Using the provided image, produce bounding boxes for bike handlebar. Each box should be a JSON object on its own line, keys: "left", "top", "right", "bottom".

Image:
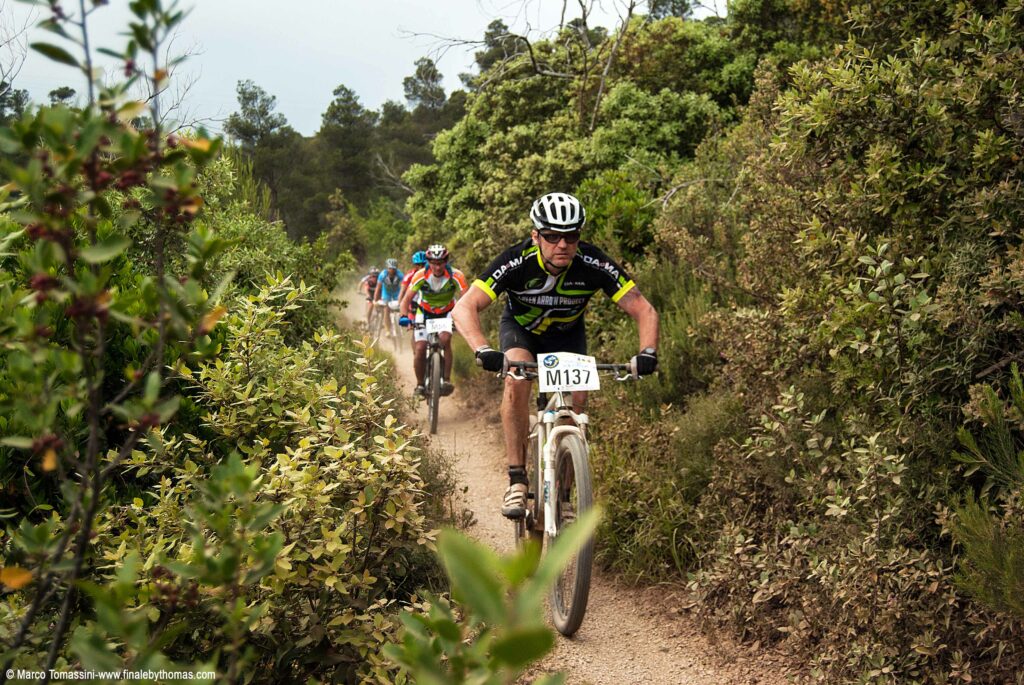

{"left": 502, "top": 359, "right": 638, "bottom": 382}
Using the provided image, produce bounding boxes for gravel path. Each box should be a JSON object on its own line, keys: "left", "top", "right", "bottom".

{"left": 345, "top": 296, "right": 793, "bottom": 684}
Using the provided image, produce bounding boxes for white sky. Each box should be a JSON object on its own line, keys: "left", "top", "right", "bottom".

{"left": 3, "top": 1, "right": 724, "bottom": 136}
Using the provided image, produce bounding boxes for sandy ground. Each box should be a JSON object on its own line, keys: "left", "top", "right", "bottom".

{"left": 344, "top": 296, "right": 794, "bottom": 685}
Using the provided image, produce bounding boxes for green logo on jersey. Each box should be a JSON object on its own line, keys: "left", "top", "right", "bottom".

{"left": 525, "top": 277, "right": 544, "bottom": 289}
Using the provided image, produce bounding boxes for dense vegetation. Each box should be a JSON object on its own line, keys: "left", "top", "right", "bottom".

{"left": 0, "top": 3, "right": 457, "bottom": 683}
{"left": 395, "top": 0, "right": 1024, "bottom": 682}
{"left": 4, "top": 0, "right": 1024, "bottom": 683}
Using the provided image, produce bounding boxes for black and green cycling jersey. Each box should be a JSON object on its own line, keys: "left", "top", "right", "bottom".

{"left": 473, "top": 238, "right": 635, "bottom": 335}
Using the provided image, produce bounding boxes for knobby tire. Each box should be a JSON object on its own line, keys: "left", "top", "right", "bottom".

{"left": 427, "top": 348, "right": 441, "bottom": 434}
{"left": 549, "top": 433, "right": 593, "bottom": 637}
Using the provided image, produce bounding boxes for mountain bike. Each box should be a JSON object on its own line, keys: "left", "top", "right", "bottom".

{"left": 369, "top": 300, "right": 386, "bottom": 344}
{"left": 504, "top": 355, "right": 636, "bottom": 637}
{"left": 377, "top": 300, "right": 402, "bottom": 352}
{"left": 414, "top": 317, "right": 452, "bottom": 434}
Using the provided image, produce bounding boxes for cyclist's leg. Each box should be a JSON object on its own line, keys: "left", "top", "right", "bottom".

{"left": 412, "top": 340, "right": 427, "bottom": 385}
{"left": 412, "top": 310, "right": 428, "bottom": 388}
{"left": 501, "top": 346, "right": 534, "bottom": 467}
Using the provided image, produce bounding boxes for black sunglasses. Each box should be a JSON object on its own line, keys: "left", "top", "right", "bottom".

{"left": 537, "top": 231, "right": 581, "bottom": 245}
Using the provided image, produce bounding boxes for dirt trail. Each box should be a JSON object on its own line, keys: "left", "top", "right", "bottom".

{"left": 344, "top": 295, "right": 791, "bottom": 684}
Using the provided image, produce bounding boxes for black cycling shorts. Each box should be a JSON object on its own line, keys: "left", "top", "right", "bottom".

{"left": 499, "top": 308, "right": 587, "bottom": 357}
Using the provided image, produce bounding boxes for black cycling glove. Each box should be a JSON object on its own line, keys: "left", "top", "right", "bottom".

{"left": 631, "top": 348, "right": 658, "bottom": 376}
{"left": 475, "top": 346, "right": 505, "bottom": 372}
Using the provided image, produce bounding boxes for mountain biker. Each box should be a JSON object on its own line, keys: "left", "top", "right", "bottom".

{"left": 358, "top": 266, "right": 381, "bottom": 327}
{"left": 399, "top": 244, "right": 468, "bottom": 398}
{"left": 451, "top": 192, "right": 660, "bottom": 519}
{"left": 373, "top": 258, "right": 405, "bottom": 336}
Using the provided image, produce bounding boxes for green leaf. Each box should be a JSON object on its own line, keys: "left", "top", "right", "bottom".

{"left": 517, "top": 507, "right": 601, "bottom": 617}
{"left": 31, "top": 42, "right": 81, "bottom": 68}
{"left": 437, "top": 529, "right": 507, "bottom": 626}
{"left": 80, "top": 236, "right": 130, "bottom": 264}
{"left": 0, "top": 436, "right": 34, "bottom": 449}
{"left": 491, "top": 626, "right": 554, "bottom": 668}
{"left": 499, "top": 537, "right": 542, "bottom": 587}
{"left": 534, "top": 673, "right": 567, "bottom": 685}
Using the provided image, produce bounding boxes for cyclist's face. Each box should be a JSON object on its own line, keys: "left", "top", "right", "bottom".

{"left": 427, "top": 259, "right": 447, "bottom": 276}
{"left": 533, "top": 230, "right": 579, "bottom": 270}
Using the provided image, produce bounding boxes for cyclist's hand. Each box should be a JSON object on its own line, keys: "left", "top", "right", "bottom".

{"left": 475, "top": 346, "right": 505, "bottom": 372}
{"left": 399, "top": 316, "right": 411, "bottom": 328}
{"left": 631, "top": 349, "right": 658, "bottom": 377}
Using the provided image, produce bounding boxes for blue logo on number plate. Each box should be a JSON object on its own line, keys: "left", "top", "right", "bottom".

{"left": 542, "top": 354, "right": 559, "bottom": 368}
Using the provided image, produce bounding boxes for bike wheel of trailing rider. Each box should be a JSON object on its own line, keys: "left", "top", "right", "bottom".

{"left": 427, "top": 343, "right": 442, "bottom": 434}
{"left": 370, "top": 304, "right": 383, "bottom": 343}
{"left": 549, "top": 432, "right": 593, "bottom": 637}
{"left": 391, "top": 311, "right": 401, "bottom": 352}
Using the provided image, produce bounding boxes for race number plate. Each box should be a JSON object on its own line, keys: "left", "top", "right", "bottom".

{"left": 424, "top": 317, "right": 453, "bottom": 334}
{"left": 537, "top": 352, "right": 600, "bottom": 392}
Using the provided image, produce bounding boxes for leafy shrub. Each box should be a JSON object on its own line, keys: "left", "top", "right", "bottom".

{"left": 384, "top": 509, "right": 600, "bottom": 685}
{"left": 951, "top": 365, "right": 1024, "bottom": 618}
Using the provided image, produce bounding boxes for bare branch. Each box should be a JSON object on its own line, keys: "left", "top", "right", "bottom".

{"left": 588, "top": 0, "right": 637, "bottom": 132}
{"left": 372, "top": 152, "right": 416, "bottom": 197}
{"left": 645, "top": 177, "right": 730, "bottom": 208}
{"left": 0, "top": 2, "right": 32, "bottom": 92}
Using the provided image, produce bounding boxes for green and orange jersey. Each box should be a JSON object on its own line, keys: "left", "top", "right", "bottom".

{"left": 407, "top": 265, "right": 469, "bottom": 314}
{"left": 473, "top": 238, "right": 635, "bottom": 335}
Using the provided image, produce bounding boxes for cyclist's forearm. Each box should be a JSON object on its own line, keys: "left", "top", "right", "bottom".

{"left": 617, "top": 289, "right": 660, "bottom": 350}
{"left": 399, "top": 290, "right": 413, "bottom": 317}
{"left": 637, "top": 304, "right": 659, "bottom": 350}
{"left": 452, "top": 298, "right": 487, "bottom": 350}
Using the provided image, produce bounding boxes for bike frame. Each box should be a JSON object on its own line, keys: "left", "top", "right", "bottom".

{"left": 532, "top": 391, "right": 588, "bottom": 537}
{"left": 508, "top": 361, "right": 633, "bottom": 537}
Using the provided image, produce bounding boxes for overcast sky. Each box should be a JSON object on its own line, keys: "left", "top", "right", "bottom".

{"left": 3, "top": 1, "right": 723, "bottom": 136}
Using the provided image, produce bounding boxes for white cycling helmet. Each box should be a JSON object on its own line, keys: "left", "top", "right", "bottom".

{"left": 385, "top": 258, "right": 398, "bottom": 269}
{"left": 425, "top": 244, "right": 449, "bottom": 261}
{"left": 530, "top": 192, "right": 586, "bottom": 232}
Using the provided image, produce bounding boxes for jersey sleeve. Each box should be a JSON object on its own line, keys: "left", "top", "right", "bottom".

{"left": 408, "top": 270, "right": 429, "bottom": 293}
{"left": 472, "top": 244, "right": 524, "bottom": 301}
{"left": 586, "top": 245, "right": 636, "bottom": 302}
{"left": 453, "top": 269, "right": 469, "bottom": 293}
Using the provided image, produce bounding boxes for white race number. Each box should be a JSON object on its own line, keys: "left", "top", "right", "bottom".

{"left": 424, "top": 317, "right": 453, "bottom": 334}
{"left": 537, "top": 352, "right": 600, "bottom": 392}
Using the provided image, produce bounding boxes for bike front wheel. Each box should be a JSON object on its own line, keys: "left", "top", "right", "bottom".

{"left": 549, "top": 433, "right": 593, "bottom": 637}
{"left": 427, "top": 349, "right": 441, "bottom": 434}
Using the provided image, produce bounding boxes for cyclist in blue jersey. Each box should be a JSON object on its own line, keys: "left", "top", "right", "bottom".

{"left": 374, "top": 258, "right": 405, "bottom": 303}
{"left": 373, "top": 258, "right": 404, "bottom": 338}
{"left": 453, "top": 192, "right": 659, "bottom": 518}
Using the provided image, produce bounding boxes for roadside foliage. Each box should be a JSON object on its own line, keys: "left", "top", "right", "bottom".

{"left": 0, "top": 2, "right": 454, "bottom": 683}
{"left": 401, "top": 0, "right": 1024, "bottom": 682}
{"left": 4, "top": 0, "right": 1024, "bottom": 683}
